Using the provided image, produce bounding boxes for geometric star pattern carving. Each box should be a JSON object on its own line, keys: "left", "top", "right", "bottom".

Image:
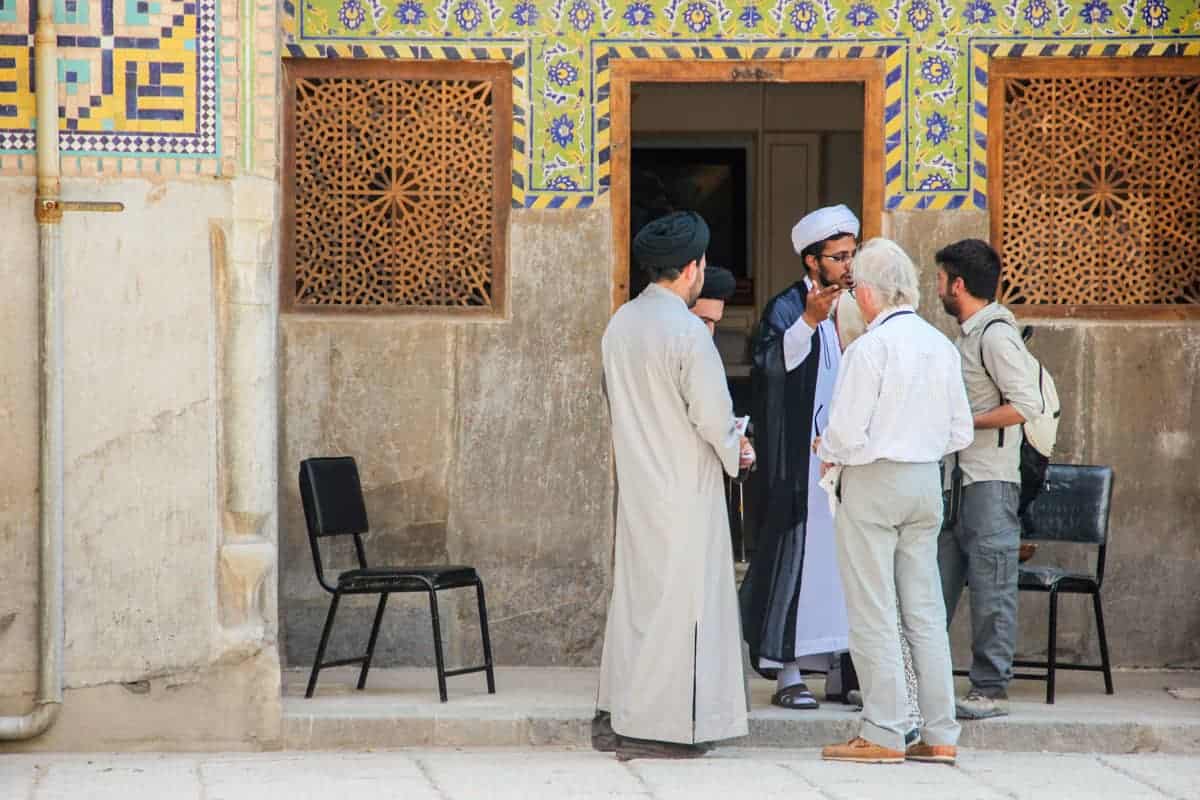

{"left": 291, "top": 74, "right": 497, "bottom": 307}
{"left": 999, "top": 74, "right": 1200, "bottom": 306}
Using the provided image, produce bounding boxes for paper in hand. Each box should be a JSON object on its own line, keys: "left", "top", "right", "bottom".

{"left": 818, "top": 464, "right": 842, "bottom": 518}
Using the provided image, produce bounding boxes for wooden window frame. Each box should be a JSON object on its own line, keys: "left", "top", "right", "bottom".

{"left": 281, "top": 58, "right": 512, "bottom": 316}
{"left": 988, "top": 57, "right": 1200, "bottom": 321}
{"left": 609, "top": 58, "right": 885, "bottom": 314}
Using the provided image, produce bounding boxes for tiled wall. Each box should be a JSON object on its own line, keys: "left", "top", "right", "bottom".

{"left": 2, "top": 0, "right": 1197, "bottom": 190}
{"left": 0, "top": 0, "right": 278, "bottom": 176}
{"left": 282, "top": 0, "right": 1200, "bottom": 208}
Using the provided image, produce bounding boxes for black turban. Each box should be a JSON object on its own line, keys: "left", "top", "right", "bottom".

{"left": 700, "top": 266, "right": 736, "bottom": 301}
{"left": 633, "top": 211, "right": 710, "bottom": 273}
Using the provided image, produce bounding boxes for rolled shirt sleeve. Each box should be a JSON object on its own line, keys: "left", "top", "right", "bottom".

{"left": 982, "top": 326, "right": 1042, "bottom": 423}
{"left": 680, "top": 326, "right": 742, "bottom": 477}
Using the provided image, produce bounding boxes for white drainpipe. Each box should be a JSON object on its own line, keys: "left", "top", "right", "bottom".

{"left": 0, "top": 0, "right": 65, "bottom": 741}
{"left": 0, "top": 0, "right": 121, "bottom": 741}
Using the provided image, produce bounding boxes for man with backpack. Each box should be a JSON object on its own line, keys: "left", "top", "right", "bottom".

{"left": 935, "top": 239, "right": 1047, "bottom": 721}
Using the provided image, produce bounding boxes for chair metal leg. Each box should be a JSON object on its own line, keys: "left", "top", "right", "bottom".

{"left": 306, "top": 592, "right": 341, "bottom": 699}
{"left": 1093, "top": 592, "right": 1114, "bottom": 695}
{"left": 475, "top": 580, "right": 496, "bottom": 694}
{"left": 428, "top": 588, "right": 449, "bottom": 702}
{"left": 358, "top": 592, "right": 389, "bottom": 691}
{"left": 1046, "top": 589, "right": 1059, "bottom": 704}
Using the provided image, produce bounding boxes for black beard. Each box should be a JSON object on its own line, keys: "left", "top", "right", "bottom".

{"left": 814, "top": 264, "right": 836, "bottom": 288}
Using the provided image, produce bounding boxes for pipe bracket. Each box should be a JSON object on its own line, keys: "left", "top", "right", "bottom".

{"left": 37, "top": 199, "right": 126, "bottom": 223}
{"left": 61, "top": 201, "right": 126, "bottom": 213}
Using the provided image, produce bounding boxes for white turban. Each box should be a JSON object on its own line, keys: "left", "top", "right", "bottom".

{"left": 790, "top": 204, "right": 861, "bottom": 255}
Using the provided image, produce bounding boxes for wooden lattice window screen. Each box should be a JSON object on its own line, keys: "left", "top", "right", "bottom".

{"left": 989, "top": 58, "right": 1200, "bottom": 318}
{"left": 283, "top": 60, "right": 511, "bottom": 312}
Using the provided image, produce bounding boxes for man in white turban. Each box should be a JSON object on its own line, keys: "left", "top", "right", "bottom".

{"left": 790, "top": 204, "right": 866, "bottom": 348}
{"left": 740, "top": 204, "right": 861, "bottom": 710}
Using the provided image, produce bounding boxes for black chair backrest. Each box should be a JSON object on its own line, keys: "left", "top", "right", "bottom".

{"left": 1022, "top": 464, "right": 1114, "bottom": 546}
{"left": 299, "top": 457, "right": 370, "bottom": 591}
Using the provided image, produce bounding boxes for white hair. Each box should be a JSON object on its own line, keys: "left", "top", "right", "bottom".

{"left": 852, "top": 237, "right": 920, "bottom": 309}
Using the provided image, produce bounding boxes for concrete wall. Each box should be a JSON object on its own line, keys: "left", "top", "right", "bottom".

{"left": 279, "top": 208, "right": 615, "bottom": 668}
{"left": 0, "top": 177, "right": 282, "bottom": 751}
{"left": 891, "top": 210, "right": 1200, "bottom": 669}
{"left": 278, "top": 203, "right": 1200, "bottom": 672}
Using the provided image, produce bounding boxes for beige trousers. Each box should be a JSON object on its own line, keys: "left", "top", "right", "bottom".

{"left": 836, "top": 460, "right": 961, "bottom": 750}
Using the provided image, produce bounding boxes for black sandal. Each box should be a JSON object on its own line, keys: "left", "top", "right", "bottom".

{"left": 771, "top": 682, "right": 819, "bottom": 710}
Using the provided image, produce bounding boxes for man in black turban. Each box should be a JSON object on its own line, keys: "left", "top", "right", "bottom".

{"left": 632, "top": 210, "right": 711, "bottom": 307}
{"left": 691, "top": 266, "right": 737, "bottom": 337}
{"left": 596, "top": 209, "right": 755, "bottom": 760}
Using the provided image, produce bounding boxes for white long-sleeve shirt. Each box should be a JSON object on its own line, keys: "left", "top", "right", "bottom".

{"left": 817, "top": 305, "right": 973, "bottom": 467}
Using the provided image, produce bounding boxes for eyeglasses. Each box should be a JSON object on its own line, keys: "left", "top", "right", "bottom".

{"left": 820, "top": 251, "right": 856, "bottom": 265}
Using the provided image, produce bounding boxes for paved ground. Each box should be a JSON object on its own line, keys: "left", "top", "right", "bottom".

{"left": 3, "top": 748, "right": 1199, "bottom": 799}
{"left": 283, "top": 667, "right": 1200, "bottom": 753}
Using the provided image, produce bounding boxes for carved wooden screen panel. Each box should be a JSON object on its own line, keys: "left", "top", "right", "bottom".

{"left": 989, "top": 59, "right": 1200, "bottom": 318}
{"left": 283, "top": 60, "right": 511, "bottom": 312}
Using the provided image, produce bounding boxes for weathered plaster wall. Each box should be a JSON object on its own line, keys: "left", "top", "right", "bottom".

{"left": 892, "top": 210, "right": 1200, "bottom": 669}
{"left": 280, "top": 208, "right": 614, "bottom": 667}
{"left": 0, "top": 177, "right": 282, "bottom": 750}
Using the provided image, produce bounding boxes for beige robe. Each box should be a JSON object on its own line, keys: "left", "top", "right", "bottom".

{"left": 597, "top": 283, "right": 748, "bottom": 745}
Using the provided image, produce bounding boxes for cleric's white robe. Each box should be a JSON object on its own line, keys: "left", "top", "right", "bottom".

{"left": 597, "top": 283, "right": 748, "bottom": 745}
{"left": 759, "top": 280, "right": 850, "bottom": 671}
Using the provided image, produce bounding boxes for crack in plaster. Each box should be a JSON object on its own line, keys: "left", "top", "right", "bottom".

{"left": 488, "top": 599, "right": 588, "bottom": 626}
{"left": 67, "top": 397, "right": 209, "bottom": 470}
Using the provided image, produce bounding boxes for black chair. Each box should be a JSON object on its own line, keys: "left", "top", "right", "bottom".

{"left": 1014, "top": 464, "right": 1115, "bottom": 704}
{"left": 298, "top": 456, "right": 496, "bottom": 701}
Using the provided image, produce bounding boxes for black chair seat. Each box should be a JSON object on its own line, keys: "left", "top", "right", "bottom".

{"left": 299, "top": 456, "right": 496, "bottom": 701}
{"left": 1018, "top": 566, "right": 1098, "bottom": 593}
{"left": 337, "top": 565, "right": 478, "bottom": 591}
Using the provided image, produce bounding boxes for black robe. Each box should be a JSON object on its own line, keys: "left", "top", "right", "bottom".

{"left": 739, "top": 282, "right": 823, "bottom": 671}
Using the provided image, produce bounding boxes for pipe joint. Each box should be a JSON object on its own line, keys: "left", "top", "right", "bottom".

{"left": 35, "top": 198, "right": 63, "bottom": 224}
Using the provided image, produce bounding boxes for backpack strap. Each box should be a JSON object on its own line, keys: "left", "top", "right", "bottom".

{"left": 978, "top": 317, "right": 1013, "bottom": 448}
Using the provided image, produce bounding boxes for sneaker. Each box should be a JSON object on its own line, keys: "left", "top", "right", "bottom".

{"left": 591, "top": 711, "right": 617, "bottom": 752}
{"left": 821, "top": 736, "right": 904, "bottom": 764}
{"left": 906, "top": 742, "right": 957, "bottom": 765}
{"left": 956, "top": 688, "right": 1009, "bottom": 720}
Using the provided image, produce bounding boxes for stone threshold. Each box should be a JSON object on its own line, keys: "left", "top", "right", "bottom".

{"left": 281, "top": 666, "right": 1200, "bottom": 754}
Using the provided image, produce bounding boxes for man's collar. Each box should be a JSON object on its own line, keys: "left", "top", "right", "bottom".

{"left": 960, "top": 301, "right": 999, "bottom": 334}
{"left": 866, "top": 304, "right": 915, "bottom": 331}
{"left": 646, "top": 282, "right": 687, "bottom": 309}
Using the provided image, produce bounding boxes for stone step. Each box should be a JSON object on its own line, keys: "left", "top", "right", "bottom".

{"left": 281, "top": 667, "right": 1200, "bottom": 754}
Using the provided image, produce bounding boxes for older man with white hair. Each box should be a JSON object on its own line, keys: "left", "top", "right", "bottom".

{"left": 817, "top": 238, "right": 973, "bottom": 765}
